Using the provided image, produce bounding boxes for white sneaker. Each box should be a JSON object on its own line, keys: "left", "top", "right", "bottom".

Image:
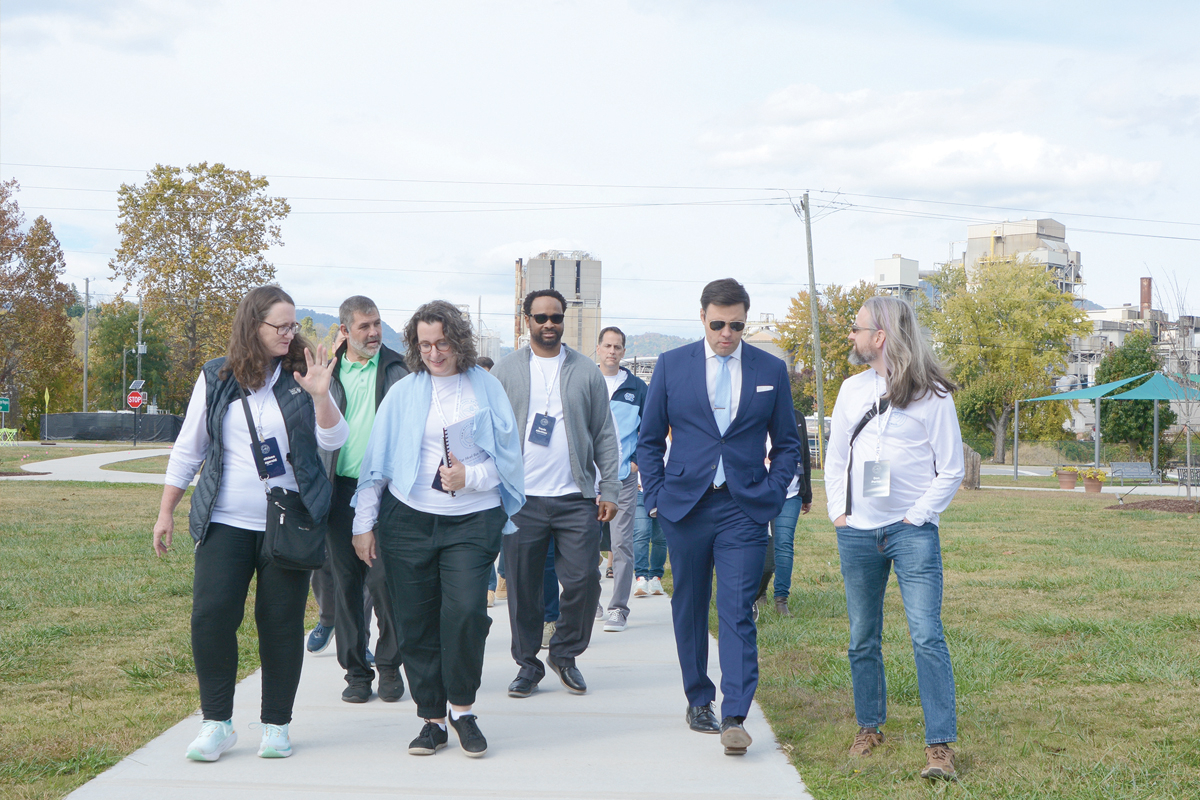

{"left": 634, "top": 577, "right": 649, "bottom": 597}
{"left": 595, "top": 603, "right": 605, "bottom": 621}
{"left": 648, "top": 577, "right": 665, "bottom": 595}
{"left": 186, "top": 719, "right": 236, "bottom": 762}
{"left": 257, "top": 723, "right": 292, "bottom": 758}
{"left": 603, "top": 609, "right": 627, "bottom": 632}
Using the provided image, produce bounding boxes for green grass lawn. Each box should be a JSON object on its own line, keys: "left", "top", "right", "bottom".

{"left": 0, "top": 482, "right": 318, "bottom": 800}
{"left": 753, "top": 484, "right": 1200, "bottom": 798}
{"left": 98, "top": 455, "right": 170, "bottom": 474}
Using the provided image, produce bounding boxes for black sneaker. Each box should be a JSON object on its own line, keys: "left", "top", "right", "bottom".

{"left": 407, "top": 721, "right": 448, "bottom": 755}
{"left": 449, "top": 714, "right": 488, "bottom": 758}
{"left": 377, "top": 667, "right": 405, "bottom": 703}
{"left": 341, "top": 679, "right": 372, "bottom": 703}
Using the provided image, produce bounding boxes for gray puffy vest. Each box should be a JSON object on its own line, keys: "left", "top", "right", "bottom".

{"left": 187, "top": 357, "right": 334, "bottom": 545}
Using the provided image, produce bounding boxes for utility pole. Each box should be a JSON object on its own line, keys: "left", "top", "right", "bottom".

{"left": 82, "top": 278, "right": 90, "bottom": 412}
{"left": 797, "top": 193, "right": 826, "bottom": 468}
{"left": 136, "top": 296, "right": 144, "bottom": 382}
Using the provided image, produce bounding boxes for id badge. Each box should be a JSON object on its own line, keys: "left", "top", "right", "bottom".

{"left": 862, "top": 460, "right": 890, "bottom": 497}
{"left": 259, "top": 437, "right": 287, "bottom": 478}
{"left": 528, "top": 413, "right": 556, "bottom": 446}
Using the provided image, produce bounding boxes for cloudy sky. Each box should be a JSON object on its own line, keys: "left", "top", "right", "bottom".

{"left": 3, "top": 0, "right": 1198, "bottom": 341}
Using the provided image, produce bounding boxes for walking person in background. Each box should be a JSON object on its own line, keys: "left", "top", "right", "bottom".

{"left": 595, "top": 326, "right": 647, "bottom": 632}
{"left": 769, "top": 410, "right": 813, "bottom": 617}
{"left": 493, "top": 289, "right": 621, "bottom": 698}
{"left": 638, "top": 278, "right": 801, "bottom": 756}
{"left": 825, "top": 295, "right": 963, "bottom": 781}
{"left": 317, "top": 295, "right": 409, "bottom": 704}
{"left": 153, "top": 285, "right": 348, "bottom": 761}
{"left": 351, "top": 301, "right": 524, "bottom": 758}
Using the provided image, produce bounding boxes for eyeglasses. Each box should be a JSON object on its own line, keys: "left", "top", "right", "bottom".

{"left": 708, "top": 320, "right": 746, "bottom": 332}
{"left": 530, "top": 313, "right": 565, "bottom": 324}
{"left": 849, "top": 325, "right": 878, "bottom": 334}
{"left": 263, "top": 321, "right": 301, "bottom": 336}
{"left": 418, "top": 340, "right": 453, "bottom": 353}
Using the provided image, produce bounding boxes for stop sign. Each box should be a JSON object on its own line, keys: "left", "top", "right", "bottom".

{"left": 127, "top": 391, "right": 144, "bottom": 409}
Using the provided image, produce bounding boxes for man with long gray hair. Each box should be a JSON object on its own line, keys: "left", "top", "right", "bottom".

{"left": 825, "top": 295, "right": 964, "bottom": 781}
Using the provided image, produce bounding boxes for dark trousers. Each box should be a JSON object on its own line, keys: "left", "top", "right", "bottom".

{"left": 192, "top": 522, "right": 310, "bottom": 725}
{"left": 376, "top": 493, "right": 505, "bottom": 719}
{"left": 310, "top": 557, "right": 337, "bottom": 628}
{"left": 327, "top": 476, "right": 400, "bottom": 681}
{"left": 505, "top": 493, "right": 602, "bottom": 681}
{"left": 660, "top": 489, "right": 768, "bottom": 719}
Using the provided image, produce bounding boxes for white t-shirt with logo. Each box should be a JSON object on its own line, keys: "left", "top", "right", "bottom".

{"left": 523, "top": 349, "right": 580, "bottom": 497}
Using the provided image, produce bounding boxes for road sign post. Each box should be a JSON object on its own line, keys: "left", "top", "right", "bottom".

{"left": 128, "top": 381, "right": 146, "bottom": 447}
{"left": 0, "top": 396, "right": 8, "bottom": 429}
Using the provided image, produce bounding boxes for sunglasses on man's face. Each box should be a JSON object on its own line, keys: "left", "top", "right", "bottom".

{"left": 531, "top": 313, "right": 565, "bottom": 324}
{"left": 708, "top": 320, "right": 745, "bottom": 332}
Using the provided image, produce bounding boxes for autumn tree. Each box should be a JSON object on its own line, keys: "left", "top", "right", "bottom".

{"left": 109, "top": 162, "right": 290, "bottom": 408}
{"left": 0, "top": 180, "right": 78, "bottom": 435}
{"left": 89, "top": 300, "right": 174, "bottom": 412}
{"left": 776, "top": 280, "right": 879, "bottom": 417}
{"left": 1095, "top": 330, "right": 1176, "bottom": 455}
{"left": 920, "top": 257, "right": 1090, "bottom": 463}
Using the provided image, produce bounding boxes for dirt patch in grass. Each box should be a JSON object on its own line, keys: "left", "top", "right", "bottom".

{"left": 1105, "top": 498, "right": 1199, "bottom": 514}
{"left": 0, "top": 470, "right": 49, "bottom": 476}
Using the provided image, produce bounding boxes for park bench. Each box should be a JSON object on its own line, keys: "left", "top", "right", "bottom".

{"left": 1110, "top": 462, "right": 1159, "bottom": 486}
{"left": 1175, "top": 467, "right": 1200, "bottom": 493}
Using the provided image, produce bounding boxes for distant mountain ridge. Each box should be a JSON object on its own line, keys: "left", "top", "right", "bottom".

{"left": 296, "top": 308, "right": 405, "bottom": 351}
{"left": 624, "top": 332, "right": 697, "bottom": 358}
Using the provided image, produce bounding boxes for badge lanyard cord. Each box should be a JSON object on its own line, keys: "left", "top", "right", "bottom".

{"left": 430, "top": 373, "right": 464, "bottom": 430}
{"left": 873, "top": 372, "right": 894, "bottom": 463}
{"left": 532, "top": 353, "right": 563, "bottom": 416}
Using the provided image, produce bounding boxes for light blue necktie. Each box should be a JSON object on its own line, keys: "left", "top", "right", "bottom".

{"left": 713, "top": 355, "right": 731, "bottom": 486}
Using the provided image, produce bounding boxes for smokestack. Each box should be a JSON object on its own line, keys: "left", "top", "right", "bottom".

{"left": 1140, "top": 277, "right": 1152, "bottom": 318}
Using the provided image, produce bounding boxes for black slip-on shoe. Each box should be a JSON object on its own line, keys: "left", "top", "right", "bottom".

{"left": 686, "top": 703, "right": 721, "bottom": 734}
{"left": 720, "top": 717, "right": 752, "bottom": 755}
{"left": 547, "top": 659, "right": 587, "bottom": 694}
{"left": 507, "top": 676, "right": 539, "bottom": 698}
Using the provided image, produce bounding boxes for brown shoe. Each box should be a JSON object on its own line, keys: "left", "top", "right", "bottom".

{"left": 774, "top": 597, "right": 790, "bottom": 617}
{"left": 921, "top": 743, "right": 956, "bottom": 780}
{"left": 495, "top": 578, "right": 507, "bottom": 599}
{"left": 848, "top": 727, "right": 884, "bottom": 757}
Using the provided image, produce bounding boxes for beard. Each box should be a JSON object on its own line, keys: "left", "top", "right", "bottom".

{"left": 537, "top": 327, "right": 563, "bottom": 348}
{"left": 848, "top": 340, "right": 877, "bottom": 366}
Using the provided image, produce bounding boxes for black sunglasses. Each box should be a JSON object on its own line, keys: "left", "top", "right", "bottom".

{"left": 531, "top": 313, "right": 565, "bottom": 324}
{"left": 708, "top": 320, "right": 746, "bottom": 332}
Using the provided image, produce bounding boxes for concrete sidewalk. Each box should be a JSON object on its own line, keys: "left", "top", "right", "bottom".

{"left": 67, "top": 575, "right": 811, "bottom": 799}
{"left": 1, "top": 448, "right": 177, "bottom": 484}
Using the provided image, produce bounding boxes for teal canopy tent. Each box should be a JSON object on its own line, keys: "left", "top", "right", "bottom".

{"left": 1107, "top": 374, "right": 1200, "bottom": 487}
{"left": 1015, "top": 373, "right": 1152, "bottom": 477}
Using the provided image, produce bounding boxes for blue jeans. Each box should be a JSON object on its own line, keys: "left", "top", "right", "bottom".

{"left": 633, "top": 490, "right": 667, "bottom": 579}
{"left": 771, "top": 495, "right": 803, "bottom": 599}
{"left": 836, "top": 521, "right": 957, "bottom": 745}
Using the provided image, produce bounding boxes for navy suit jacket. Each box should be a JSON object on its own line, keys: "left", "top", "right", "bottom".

{"left": 638, "top": 340, "right": 802, "bottom": 526}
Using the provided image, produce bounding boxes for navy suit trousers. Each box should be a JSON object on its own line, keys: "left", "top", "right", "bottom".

{"left": 660, "top": 488, "right": 768, "bottom": 719}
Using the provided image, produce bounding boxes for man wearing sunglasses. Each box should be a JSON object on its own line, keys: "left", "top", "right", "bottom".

{"left": 637, "top": 278, "right": 802, "bottom": 756}
{"left": 493, "top": 289, "right": 621, "bottom": 699}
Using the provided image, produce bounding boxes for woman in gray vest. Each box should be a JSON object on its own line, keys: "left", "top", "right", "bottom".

{"left": 152, "top": 285, "right": 348, "bottom": 762}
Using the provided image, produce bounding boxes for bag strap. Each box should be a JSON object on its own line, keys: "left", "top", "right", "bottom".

{"left": 237, "top": 382, "right": 272, "bottom": 483}
{"left": 844, "top": 398, "right": 889, "bottom": 517}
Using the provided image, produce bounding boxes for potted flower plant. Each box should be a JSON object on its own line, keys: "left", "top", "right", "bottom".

{"left": 1080, "top": 468, "right": 1107, "bottom": 493}
{"left": 1054, "top": 466, "right": 1079, "bottom": 489}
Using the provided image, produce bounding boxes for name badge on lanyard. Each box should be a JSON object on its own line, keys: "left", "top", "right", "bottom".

{"left": 862, "top": 375, "right": 892, "bottom": 497}
{"left": 259, "top": 437, "right": 287, "bottom": 478}
{"left": 529, "top": 413, "right": 556, "bottom": 446}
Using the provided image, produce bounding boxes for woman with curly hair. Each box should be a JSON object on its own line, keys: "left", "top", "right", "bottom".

{"left": 351, "top": 300, "right": 524, "bottom": 758}
{"left": 154, "top": 284, "right": 348, "bottom": 761}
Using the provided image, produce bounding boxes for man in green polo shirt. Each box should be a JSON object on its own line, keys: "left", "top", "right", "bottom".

{"left": 318, "top": 296, "right": 410, "bottom": 703}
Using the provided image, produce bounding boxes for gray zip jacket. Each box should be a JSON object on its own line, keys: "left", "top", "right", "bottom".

{"left": 493, "top": 344, "right": 622, "bottom": 504}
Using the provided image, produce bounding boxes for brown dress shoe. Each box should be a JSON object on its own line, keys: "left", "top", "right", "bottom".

{"left": 921, "top": 743, "right": 957, "bottom": 780}
{"left": 848, "top": 727, "right": 884, "bottom": 756}
{"left": 774, "top": 597, "right": 790, "bottom": 617}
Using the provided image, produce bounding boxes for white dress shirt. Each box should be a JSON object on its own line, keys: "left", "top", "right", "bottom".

{"left": 824, "top": 367, "right": 964, "bottom": 530}
{"left": 704, "top": 339, "right": 743, "bottom": 422}
{"left": 166, "top": 363, "right": 349, "bottom": 531}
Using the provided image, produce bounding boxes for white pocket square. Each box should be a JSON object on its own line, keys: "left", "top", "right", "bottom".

{"left": 756, "top": 385, "right": 774, "bottom": 392}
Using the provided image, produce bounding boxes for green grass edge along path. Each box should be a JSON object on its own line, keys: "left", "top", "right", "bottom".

{"left": 2, "top": 476, "right": 1198, "bottom": 798}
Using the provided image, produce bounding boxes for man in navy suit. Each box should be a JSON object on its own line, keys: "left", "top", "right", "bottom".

{"left": 637, "top": 278, "right": 802, "bottom": 756}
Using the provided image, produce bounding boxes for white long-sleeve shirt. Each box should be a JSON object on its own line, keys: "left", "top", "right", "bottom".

{"left": 165, "top": 364, "right": 349, "bottom": 531}
{"left": 825, "top": 368, "right": 964, "bottom": 530}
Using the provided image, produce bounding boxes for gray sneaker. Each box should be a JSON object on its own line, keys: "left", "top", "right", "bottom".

{"left": 603, "top": 609, "right": 627, "bottom": 632}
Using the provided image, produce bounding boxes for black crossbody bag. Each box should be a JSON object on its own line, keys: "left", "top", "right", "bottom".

{"left": 844, "top": 398, "right": 890, "bottom": 517}
{"left": 238, "top": 384, "right": 327, "bottom": 571}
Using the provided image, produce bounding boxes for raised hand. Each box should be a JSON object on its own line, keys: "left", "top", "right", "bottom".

{"left": 295, "top": 344, "right": 336, "bottom": 398}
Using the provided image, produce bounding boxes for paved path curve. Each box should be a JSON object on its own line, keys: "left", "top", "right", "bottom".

{"left": 1, "top": 448, "right": 180, "bottom": 484}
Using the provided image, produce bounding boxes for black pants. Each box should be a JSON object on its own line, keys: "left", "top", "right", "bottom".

{"left": 192, "top": 522, "right": 310, "bottom": 725}
{"left": 505, "top": 494, "right": 602, "bottom": 682}
{"left": 327, "top": 476, "right": 401, "bottom": 681}
{"left": 376, "top": 493, "right": 505, "bottom": 719}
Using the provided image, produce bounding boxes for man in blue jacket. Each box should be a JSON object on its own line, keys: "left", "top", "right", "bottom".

{"left": 637, "top": 278, "right": 802, "bottom": 755}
